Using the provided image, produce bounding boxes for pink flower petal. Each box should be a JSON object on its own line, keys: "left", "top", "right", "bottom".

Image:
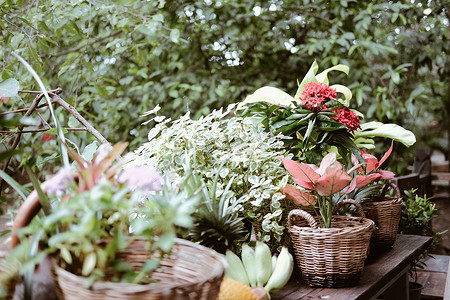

{"left": 316, "top": 152, "right": 337, "bottom": 176}
{"left": 361, "top": 151, "right": 379, "bottom": 173}
{"left": 377, "top": 170, "right": 395, "bottom": 180}
{"left": 341, "top": 178, "right": 358, "bottom": 194}
{"left": 280, "top": 157, "right": 320, "bottom": 186}
{"left": 293, "top": 178, "right": 315, "bottom": 190}
{"left": 281, "top": 184, "right": 317, "bottom": 206}
{"left": 378, "top": 140, "right": 394, "bottom": 168}
{"left": 355, "top": 173, "right": 381, "bottom": 188}
{"left": 315, "top": 163, "right": 351, "bottom": 196}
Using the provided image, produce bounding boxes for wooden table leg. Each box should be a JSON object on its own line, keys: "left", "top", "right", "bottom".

{"left": 381, "top": 265, "right": 410, "bottom": 300}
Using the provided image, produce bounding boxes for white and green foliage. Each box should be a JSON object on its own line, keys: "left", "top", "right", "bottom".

{"left": 126, "top": 104, "right": 292, "bottom": 243}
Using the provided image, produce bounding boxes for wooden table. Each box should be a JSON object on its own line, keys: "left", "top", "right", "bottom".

{"left": 273, "top": 234, "right": 432, "bottom": 300}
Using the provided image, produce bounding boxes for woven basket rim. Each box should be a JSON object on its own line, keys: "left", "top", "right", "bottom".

{"left": 53, "top": 238, "right": 226, "bottom": 293}
{"left": 288, "top": 215, "right": 375, "bottom": 235}
{"left": 367, "top": 196, "right": 402, "bottom": 205}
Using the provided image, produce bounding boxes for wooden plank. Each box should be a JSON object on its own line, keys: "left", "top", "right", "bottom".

{"left": 444, "top": 259, "right": 450, "bottom": 300}
{"left": 420, "top": 255, "right": 450, "bottom": 273}
{"left": 272, "top": 235, "right": 432, "bottom": 300}
{"left": 432, "top": 173, "right": 450, "bottom": 181}
{"left": 417, "top": 271, "right": 446, "bottom": 299}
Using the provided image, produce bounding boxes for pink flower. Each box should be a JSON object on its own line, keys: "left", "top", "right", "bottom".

{"left": 0, "top": 92, "right": 9, "bottom": 105}
{"left": 332, "top": 108, "right": 361, "bottom": 133}
{"left": 281, "top": 152, "right": 353, "bottom": 197}
{"left": 351, "top": 141, "right": 395, "bottom": 188}
{"left": 117, "top": 165, "right": 163, "bottom": 193}
{"left": 42, "top": 166, "right": 74, "bottom": 196}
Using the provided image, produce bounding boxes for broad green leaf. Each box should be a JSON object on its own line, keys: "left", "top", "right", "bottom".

{"left": 81, "top": 141, "right": 98, "bottom": 162}
{"left": 316, "top": 64, "right": 349, "bottom": 85}
{"left": 355, "top": 121, "right": 416, "bottom": 147}
{"left": 60, "top": 247, "right": 72, "bottom": 264}
{"left": 0, "top": 169, "right": 28, "bottom": 201}
{"left": 0, "top": 78, "right": 20, "bottom": 98}
{"left": 44, "top": 128, "right": 68, "bottom": 134}
{"left": 11, "top": 33, "right": 25, "bottom": 48}
{"left": 330, "top": 84, "right": 352, "bottom": 106}
{"left": 294, "top": 60, "right": 318, "bottom": 99}
{"left": 170, "top": 29, "right": 180, "bottom": 43}
{"left": 154, "top": 231, "right": 175, "bottom": 252}
{"left": 239, "top": 86, "right": 294, "bottom": 108}
{"left": 82, "top": 252, "right": 97, "bottom": 276}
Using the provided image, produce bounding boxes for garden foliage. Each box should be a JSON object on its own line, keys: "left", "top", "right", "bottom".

{"left": 0, "top": 0, "right": 448, "bottom": 176}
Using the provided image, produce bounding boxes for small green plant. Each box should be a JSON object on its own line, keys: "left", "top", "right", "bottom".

{"left": 399, "top": 189, "right": 446, "bottom": 281}
{"left": 400, "top": 189, "right": 439, "bottom": 237}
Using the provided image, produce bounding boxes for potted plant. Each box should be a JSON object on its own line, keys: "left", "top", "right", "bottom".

{"left": 348, "top": 142, "right": 403, "bottom": 250}
{"left": 399, "top": 189, "right": 447, "bottom": 300}
{"left": 238, "top": 60, "right": 416, "bottom": 166}
{"left": 9, "top": 143, "right": 226, "bottom": 299}
{"left": 280, "top": 152, "right": 376, "bottom": 287}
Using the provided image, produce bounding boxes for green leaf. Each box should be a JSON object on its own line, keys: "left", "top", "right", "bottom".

{"left": 0, "top": 78, "right": 20, "bottom": 98}
{"left": 60, "top": 247, "right": 73, "bottom": 264}
{"left": 82, "top": 252, "right": 97, "bottom": 276}
{"left": 44, "top": 128, "right": 68, "bottom": 134}
{"left": 81, "top": 141, "right": 98, "bottom": 162}
{"left": 316, "top": 64, "right": 349, "bottom": 85}
{"left": 12, "top": 53, "right": 69, "bottom": 167}
{"left": 330, "top": 84, "right": 352, "bottom": 106}
{"left": 170, "top": 29, "right": 180, "bottom": 43}
{"left": 294, "top": 60, "right": 318, "bottom": 99}
{"left": 82, "top": 59, "right": 94, "bottom": 72}
{"left": 26, "top": 168, "right": 51, "bottom": 215}
{"left": 141, "top": 258, "right": 160, "bottom": 273}
{"left": 239, "top": 86, "right": 294, "bottom": 108}
{"left": 355, "top": 121, "right": 416, "bottom": 147}
{"left": 11, "top": 33, "right": 25, "bottom": 48}
{"left": 154, "top": 231, "right": 175, "bottom": 252}
{"left": 391, "top": 72, "right": 400, "bottom": 84}
{"left": 0, "top": 169, "right": 28, "bottom": 201}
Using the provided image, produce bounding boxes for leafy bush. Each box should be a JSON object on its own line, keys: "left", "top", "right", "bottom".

{"left": 125, "top": 104, "right": 293, "bottom": 244}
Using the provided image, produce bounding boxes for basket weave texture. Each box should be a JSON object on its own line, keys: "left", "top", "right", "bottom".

{"left": 53, "top": 238, "right": 226, "bottom": 300}
{"left": 287, "top": 199, "right": 375, "bottom": 288}
{"left": 365, "top": 182, "right": 402, "bottom": 248}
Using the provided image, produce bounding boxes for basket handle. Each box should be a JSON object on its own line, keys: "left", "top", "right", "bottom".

{"left": 333, "top": 199, "right": 365, "bottom": 218}
{"left": 11, "top": 187, "right": 46, "bottom": 249}
{"left": 381, "top": 182, "right": 402, "bottom": 201}
{"left": 287, "top": 209, "right": 319, "bottom": 229}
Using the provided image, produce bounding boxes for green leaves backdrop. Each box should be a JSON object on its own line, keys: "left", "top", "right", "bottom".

{"left": 1, "top": 0, "right": 448, "bottom": 173}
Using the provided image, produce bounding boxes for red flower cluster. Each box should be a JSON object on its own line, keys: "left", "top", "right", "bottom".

{"left": 332, "top": 108, "right": 361, "bottom": 133}
{"left": 43, "top": 134, "right": 54, "bottom": 142}
{"left": 299, "top": 82, "right": 336, "bottom": 112}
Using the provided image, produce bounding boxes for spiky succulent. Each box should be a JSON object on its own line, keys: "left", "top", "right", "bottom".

{"left": 189, "top": 174, "right": 247, "bottom": 254}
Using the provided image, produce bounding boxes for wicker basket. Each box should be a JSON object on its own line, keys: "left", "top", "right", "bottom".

{"left": 52, "top": 238, "right": 226, "bottom": 300}
{"left": 287, "top": 199, "right": 375, "bottom": 288}
{"left": 11, "top": 180, "right": 226, "bottom": 300}
{"left": 365, "top": 182, "right": 402, "bottom": 249}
